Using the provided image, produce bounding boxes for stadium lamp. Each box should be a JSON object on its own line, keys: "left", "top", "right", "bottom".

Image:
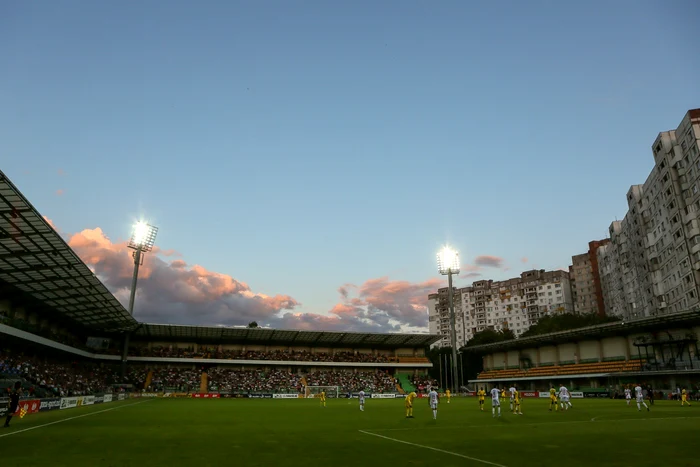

{"left": 436, "top": 245, "right": 460, "bottom": 394}
{"left": 121, "top": 221, "right": 158, "bottom": 380}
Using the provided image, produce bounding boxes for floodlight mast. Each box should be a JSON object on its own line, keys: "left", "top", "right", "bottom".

{"left": 121, "top": 222, "right": 158, "bottom": 380}
{"left": 437, "top": 246, "right": 460, "bottom": 394}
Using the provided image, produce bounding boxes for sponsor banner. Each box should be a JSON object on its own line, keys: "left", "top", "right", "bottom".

{"left": 140, "top": 393, "right": 160, "bottom": 398}
{"left": 521, "top": 392, "right": 538, "bottom": 398}
{"left": 464, "top": 391, "right": 476, "bottom": 397}
{"left": 103, "top": 394, "right": 113, "bottom": 403}
{"left": 539, "top": 392, "right": 551, "bottom": 398}
{"left": 94, "top": 396, "right": 104, "bottom": 405}
{"left": 273, "top": 394, "right": 299, "bottom": 399}
{"left": 191, "top": 393, "right": 221, "bottom": 399}
{"left": 0, "top": 407, "right": 7, "bottom": 417}
{"left": 83, "top": 395, "right": 95, "bottom": 406}
{"left": 16, "top": 399, "right": 41, "bottom": 415}
{"left": 39, "top": 398, "right": 62, "bottom": 412}
{"left": 584, "top": 392, "right": 609, "bottom": 398}
{"left": 395, "top": 394, "right": 406, "bottom": 398}
{"left": 117, "top": 394, "right": 126, "bottom": 401}
{"left": 60, "top": 397, "right": 79, "bottom": 410}
{"left": 571, "top": 392, "right": 584, "bottom": 399}
{"left": 371, "top": 394, "right": 396, "bottom": 399}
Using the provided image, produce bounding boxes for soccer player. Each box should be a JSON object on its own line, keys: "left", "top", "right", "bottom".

{"left": 681, "top": 388, "right": 692, "bottom": 407}
{"left": 490, "top": 387, "right": 501, "bottom": 418}
{"left": 509, "top": 385, "right": 517, "bottom": 412}
{"left": 558, "top": 384, "right": 572, "bottom": 410}
{"left": 445, "top": 388, "right": 451, "bottom": 404}
{"left": 319, "top": 390, "right": 326, "bottom": 408}
{"left": 513, "top": 388, "right": 523, "bottom": 415}
{"left": 634, "top": 385, "right": 649, "bottom": 411}
{"left": 358, "top": 390, "right": 366, "bottom": 412}
{"left": 3, "top": 381, "right": 21, "bottom": 428}
{"left": 405, "top": 391, "right": 417, "bottom": 418}
{"left": 548, "top": 386, "right": 559, "bottom": 412}
{"left": 429, "top": 388, "right": 439, "bottom": 419}
{"left": 501, "top": 388, "right": 507, "bottom": 402}
{"left": 477, "top": 387, "right": 486, "bottom": 411}
{"left": 624, "top": 387, "right": 632, "bottom": 406}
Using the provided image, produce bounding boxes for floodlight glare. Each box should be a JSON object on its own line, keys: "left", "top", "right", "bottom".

{"left": 128, "top": 222, "right": 158, "bottom": 252}
{"left": 437, "top": 246, "right": 460, "bottom": 275}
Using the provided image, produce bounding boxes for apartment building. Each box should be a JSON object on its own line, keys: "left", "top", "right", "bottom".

{"left": 598, "top": 109, "right": 700, "bottom": 320}
{"left": 569, "top": 239, "right": 610, "bottom": 316}
{"left": 428, "top": 269, "right": 573, "bottom": 348}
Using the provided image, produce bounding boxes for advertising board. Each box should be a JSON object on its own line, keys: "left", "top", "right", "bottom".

{"left": 39, "top": 398, "right": 62, "bottom": 412}
{"left": 60, "top": 397, "right": 79, "bottom": 410}
{"left": 273, "top": 394, "right": 299, "bottom": 399}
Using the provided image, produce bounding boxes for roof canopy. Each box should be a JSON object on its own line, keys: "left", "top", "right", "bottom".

{"left": 0, "top": 170, "right": 138, "bottom": 332}
{"left": 463, "top": 310, "right": 700, "bottom": 354}
{"left": 134, "top": 323, "right": 441, "bottom": 348}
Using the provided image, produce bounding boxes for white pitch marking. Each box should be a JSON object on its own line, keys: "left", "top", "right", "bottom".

{"left": 364, "top": 415, "right": 699, "bottom": 432}
{"left": 0, "top": 400, "right": 152, "bottom": 438}
{"left": 359, "top": 430, "right": 507, "bottom": 467}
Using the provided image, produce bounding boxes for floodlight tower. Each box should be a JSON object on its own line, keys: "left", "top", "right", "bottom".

{"left": 121, "top": 222, "right": 158, "bottom": 378}
{"left": 437, "top": 246, "right": 460, "bottom": 394}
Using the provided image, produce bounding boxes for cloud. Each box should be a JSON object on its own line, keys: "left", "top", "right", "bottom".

{"left": 65, "top": 226, "right": 437, "bottom": 332}
{"left": 55, "top": 189, "right": 65, "bottom": 196}
{"left": 474, "top": 255, "right": 504, "bottom": 268}
{"left": 43, "top": 216, "right": 59, "bottom": 232}
{"left": 460, "top": 273, "right": 481, "bottom": 279}
{"left": 57, "top": 169, "right": 66, "bottom": 176}
{"left": 521, "top": 257, "right": 528, "bottom": 263}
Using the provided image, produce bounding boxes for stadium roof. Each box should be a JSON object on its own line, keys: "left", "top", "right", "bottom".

{"left": 134, "top": 323, "right": 441, "bottom": 348}
{"left": 463, "top": 310, "right": 700, "bottom": 354}
{"left": 0, "top": 170, "right": 138, "bottom": 332}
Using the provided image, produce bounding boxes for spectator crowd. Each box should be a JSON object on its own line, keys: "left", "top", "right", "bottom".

{"left": 306, "top": 370, "right": 398, "bottom": 393}
{"left": 130, "top": 347, "right": 391, "bottom": 363}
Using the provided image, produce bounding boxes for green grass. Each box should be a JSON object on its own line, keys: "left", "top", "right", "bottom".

{"left": 2, "top": 397, "right": 698, "bottom": 467}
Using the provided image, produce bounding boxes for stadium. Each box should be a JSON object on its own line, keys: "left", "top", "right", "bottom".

{"left": 2, "top": 170, "right": 700, "bottom": 467}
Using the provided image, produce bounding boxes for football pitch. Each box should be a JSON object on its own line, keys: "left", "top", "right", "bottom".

{"left": 1, "top": 397, "right": 698, "bottom": 467}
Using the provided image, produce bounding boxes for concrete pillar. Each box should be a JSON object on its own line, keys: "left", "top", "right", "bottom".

{"left": 535, "top": 348, "right": 541, "bottom": 367}
{"left": 575, "top": 342, "right": 580, "bottom": 364}
{"left": 598, "top": 340, "right": 603, "bottom": 363}
{"left": 554, "top": 346, "right": 560, "bottom": 365}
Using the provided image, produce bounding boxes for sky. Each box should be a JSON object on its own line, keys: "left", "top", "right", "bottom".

{"left": 2, "top": 1, "right": 700, "bottom": 333}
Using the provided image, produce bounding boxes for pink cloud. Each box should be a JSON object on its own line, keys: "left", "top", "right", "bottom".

{"left": 521, "top": 257, "right": 528, "bottom": 263}
{"left": 58, "top": 169, "right": 66, "bottom": 176}
{"left": 55, "top": 189, "right": 65, "bottom": 196}
{"left": 474, "top": 255, "right": 504, "bottom": 268}
{"left": 43, "top": 216, "right": 59, "bottom": 232}
{"left": 63, "top": 225, "right": 437, "bottom": 332}
{"left": 460, "top": 272, "right": 481, "bottom": 279}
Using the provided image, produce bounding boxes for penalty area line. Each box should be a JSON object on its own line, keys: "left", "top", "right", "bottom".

{"left": 0, "top": 400, "right": 153, "bottom": 439}
{"left": 359, "top": 430, "right": 507, "bottom": 467}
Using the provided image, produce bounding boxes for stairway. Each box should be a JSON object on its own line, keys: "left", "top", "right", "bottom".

{"left": 144, "top": 370, "right": 153, "bottom": 390}
{"left": 395, "top": 383, "right": 406, "bottom": 394}
{"left": 200, "top": 371, "right": 208, "bottom": 394}
{"left": 397, "top": 373, "right": 416, "bottom": 393}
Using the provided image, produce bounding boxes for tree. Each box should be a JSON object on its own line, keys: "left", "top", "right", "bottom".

{"left": 520, "top": 313, "right": 620, "bottom": 338}
{"left": 247, "top": 321, "right": 259, "bottom": 328}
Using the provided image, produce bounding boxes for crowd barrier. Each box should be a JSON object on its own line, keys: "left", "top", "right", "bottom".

{"left": 0, "top": 392, "right": 124, "bottom": 418}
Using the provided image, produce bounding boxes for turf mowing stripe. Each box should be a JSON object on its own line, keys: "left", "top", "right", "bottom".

{"left": 364, "top": 415, "right": 700, "bottom": 432}
{"left": 0, "top": 400, "right": 152, "bottom": 438}
{"left": 358, "top": 429, "right": 507, "bottom": 467}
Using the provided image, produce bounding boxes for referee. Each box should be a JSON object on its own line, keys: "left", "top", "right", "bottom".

{"left": 3, "top": 381, "right": 22, "bottom": 428}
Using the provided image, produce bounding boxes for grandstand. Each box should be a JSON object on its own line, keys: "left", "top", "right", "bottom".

{"left": 0, "top": 170, "right": 439, "bottom": 400}
{"left": 465, "top": 310, "right": 700, "bottom": 393}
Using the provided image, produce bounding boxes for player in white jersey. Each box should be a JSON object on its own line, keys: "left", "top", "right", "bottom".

{"left": 509, "top": 386, "right": 517, "bottom": 412}
{"left": 558, "top": 384, "right": 572, "bottom": 410}
{"left": 358, "top": 390, "right": 365, "bottom": 411}
{"left": 490, "top": 387, "right": 501, "bottom": 417}
{"left": 624, "top": 387, "right": 632, "bottom": 406}
{"left": 428, "top": 389, "right": 439, "bottom": 420}
{"left": 634, "top": 385, "right": 650, "bottom": 412}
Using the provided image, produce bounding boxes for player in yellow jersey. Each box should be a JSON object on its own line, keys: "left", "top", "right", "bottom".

{"left": 548, "top": 386, "right": 559, "bottom": 411}
{"left": 445, "top": 389, "right": 451, "bottom": 404}
{"left": 405, "top": 391, "right": 417, "bottom": 418}
{"left": 501, "top": 388, "right": 506, "bottom": 403}
{"left": 477, "top": 387, "right": 486, "bottom": 411}
{"left": 319, "top": 390, "right": 326, "bottom": 407}
{"left": 513, "top": 389, "right": 523, "bottom": 415}
{"left": 681, "top": 388, "right": 692, "bottom": 407}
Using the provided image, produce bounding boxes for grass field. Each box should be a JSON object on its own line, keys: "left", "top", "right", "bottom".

{"left": 1, "top": 397, "right": 698, "bottom": 466}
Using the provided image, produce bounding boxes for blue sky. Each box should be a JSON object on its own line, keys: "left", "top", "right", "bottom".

{"left": 2, "top": 1, "right": 699, "bottom": 331}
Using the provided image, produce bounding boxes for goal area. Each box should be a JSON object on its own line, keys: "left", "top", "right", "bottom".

{"left": 304, "top": 386, "right": 339, "bottom": 399}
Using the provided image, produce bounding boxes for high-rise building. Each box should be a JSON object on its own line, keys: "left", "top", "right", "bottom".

{"left": 598, "top": 109, "right": 700, "bottom": 320}
{"left": 428, "top": 269, "right": 573, "bottom": 348}
{"left": 569, "top": 239, "right": 610, "bottom": 316}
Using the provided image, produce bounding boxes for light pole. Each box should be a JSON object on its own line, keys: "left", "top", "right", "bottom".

{"left": 437, "top": 245, "right": 460, "bottom": 394}
{"left": 122, "top": 221, "right": 158, "bottom": 379}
